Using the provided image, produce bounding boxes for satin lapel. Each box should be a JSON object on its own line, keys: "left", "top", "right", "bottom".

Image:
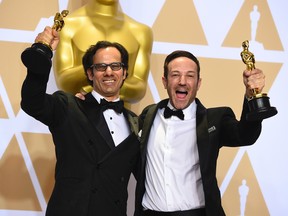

{"left": 124, "top": 110, "right": 139, "bottom": 136}
{"left": 140, "top": 106, "right": 157, "bottom": 148}
{"left": 195, "top": 98, "right": 209, "bottom": 169}
{"left": 140, "top": 100, "right": 168, "bottom": 166}
{"left": 77, "top": 93, "right": 115, "bottom": 150}
{"left": 140, "top": 100, "right": 168, "bottom": 147}
{"left": 94, "top": 112, "right": 115, "bottom": 149}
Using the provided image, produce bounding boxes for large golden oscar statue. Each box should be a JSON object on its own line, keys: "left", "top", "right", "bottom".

{"left": 53, "top": 0, "right": 153, "bottom": 104}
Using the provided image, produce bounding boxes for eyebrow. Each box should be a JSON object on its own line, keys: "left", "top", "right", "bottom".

{"left": 170, "top": 70, "right": 196, "bottom": 74}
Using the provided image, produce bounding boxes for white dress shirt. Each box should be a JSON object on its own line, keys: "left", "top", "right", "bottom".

{"left": 91, "top": 91, "right": 130, "bottom": 146}
{"left": 142, "top": 100, "right": 205, "bottom": 211}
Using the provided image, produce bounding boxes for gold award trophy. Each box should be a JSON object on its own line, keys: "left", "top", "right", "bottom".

{"left": 21, "top": 10, "right": 69, "bottom": 71}
{"left": 240, "top": 40, "right": 277, "bottom": 121}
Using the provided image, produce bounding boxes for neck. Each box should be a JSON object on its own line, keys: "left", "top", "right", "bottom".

{"left": 91, "top": 90, "right": 120, "bottom": 102}
{"left": 86, "top": 0, "right": 121, "bottom": 17}
{"left": 104, "top": 96, "right": 120, "bottom": 102}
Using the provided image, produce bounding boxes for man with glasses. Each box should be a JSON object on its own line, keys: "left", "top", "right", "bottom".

{"left": 21, "top": 26, "right": 140, "bottom": 216}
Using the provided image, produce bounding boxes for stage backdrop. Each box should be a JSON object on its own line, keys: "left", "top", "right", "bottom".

{"left": 0, "top": 0, "right": 287, "bottom": 215}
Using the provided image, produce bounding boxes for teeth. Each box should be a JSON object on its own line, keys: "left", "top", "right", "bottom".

{"left": 104, "top": 80, "right": 114, "bottom": 83}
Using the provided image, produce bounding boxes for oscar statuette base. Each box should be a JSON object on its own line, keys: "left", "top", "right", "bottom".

{"left": 246, "top": 94, "right": 278, "bottom": 121}
{"left": 21, "top": 43, "right": 53, "bottom": 72}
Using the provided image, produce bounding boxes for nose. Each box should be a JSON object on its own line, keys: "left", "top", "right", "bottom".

{"left": 179, "top": 75, "right": 187, "bottom": 85}
{"left": 104, "top": 66, "right": 113, "bottom": 75}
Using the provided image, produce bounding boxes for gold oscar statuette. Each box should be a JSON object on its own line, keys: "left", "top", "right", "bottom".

{"left": 21, "top": 10, "right": 69, "bottom": 72}
{"left": 240, "top": 40, "right": 277, "bottom": 121}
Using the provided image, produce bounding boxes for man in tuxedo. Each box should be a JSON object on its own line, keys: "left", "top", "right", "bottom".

{"left": 134, "top": 50, "right": 265, "bottom": 216}
{"left": 21, "top": 26, "right": 140, "bottom": 216}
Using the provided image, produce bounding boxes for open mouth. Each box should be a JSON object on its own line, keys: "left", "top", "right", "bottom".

{"left": 176, "top": 90, "right": 188, "bottom": 99}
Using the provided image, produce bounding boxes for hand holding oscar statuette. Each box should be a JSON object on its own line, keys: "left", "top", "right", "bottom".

{"left": 21, "top": 10, "right": 69, "bottom": 72}
{"left": 240, "top": 40, "right": 277, "bottom": 121}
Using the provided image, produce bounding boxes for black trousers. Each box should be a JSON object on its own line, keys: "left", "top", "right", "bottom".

{"left": 143, "top": 208, "right": 206, "bottom": 216}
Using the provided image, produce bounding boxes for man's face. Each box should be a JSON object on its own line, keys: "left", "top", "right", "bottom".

{"left": 162, "top": 57, "right": 201, "bottom": 110}
{"left": 87, "top": 47, "right": 126, "bottom": 101}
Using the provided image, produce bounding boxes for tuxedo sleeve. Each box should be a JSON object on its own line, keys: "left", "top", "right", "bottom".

{"left": 238, "top": 97, "right": 262, "bottom": 144}
{"left": 221, "top": 98, "right": 262, "bottom": 147}
{"left": 21, "top": 67, "right": 68, "bottom": 127}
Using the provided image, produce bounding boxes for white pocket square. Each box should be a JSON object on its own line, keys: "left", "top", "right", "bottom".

{"left": 138, "top": 130, "right": 142, "bottom": 138}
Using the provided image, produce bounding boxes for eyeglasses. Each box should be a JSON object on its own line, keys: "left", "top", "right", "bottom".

{"left": 90, "top": 62, "right": 124, "bottom": 72}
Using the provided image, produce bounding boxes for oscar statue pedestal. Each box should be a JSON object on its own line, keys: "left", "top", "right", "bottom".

{"left": 21, "top": 43, "right": 53, "bottom": 72}
{"left": 246, "top": 93, "right": 278, "bottom": 121}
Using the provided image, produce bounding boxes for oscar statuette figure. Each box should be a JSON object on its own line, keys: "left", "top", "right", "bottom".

{"left": 21, "top": 10, "right": 69, "bottom": 71}
{"left": 240, "top": 40, "right": 277, "bottom": 121}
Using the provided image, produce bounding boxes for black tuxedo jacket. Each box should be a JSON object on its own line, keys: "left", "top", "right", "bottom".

{"left": 134, "top": 98, "right": 262, "bottom": 216}
{"left": 21, "top": 68, "right": 140, "bottom": 216}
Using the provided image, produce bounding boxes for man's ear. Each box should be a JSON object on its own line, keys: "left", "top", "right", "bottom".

{"left": 197, "top": 78, "right": 202, "bottom": 91}
{"left": 87, "top": 69, "right": 93, "bottom": 81}
{"left": 122, "top": 69, "right": 127, "bottom": 80}
{"left": 162, "top": 76, "right": 168, "bottom": 89}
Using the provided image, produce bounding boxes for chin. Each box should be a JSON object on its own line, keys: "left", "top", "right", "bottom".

{"left": 173, "top": 103, "right": 187, "bottom": 110}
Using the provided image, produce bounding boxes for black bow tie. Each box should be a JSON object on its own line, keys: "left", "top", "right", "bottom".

{"left": 100, "top": 99, "right": 124, "bottom": 114}
{"left": 163, "top": 107, "right": 184, "bottom": 120}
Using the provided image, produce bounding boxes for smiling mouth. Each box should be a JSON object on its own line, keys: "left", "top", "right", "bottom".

{"left": 103, "top": 80, "right": 115, "bottom": 84}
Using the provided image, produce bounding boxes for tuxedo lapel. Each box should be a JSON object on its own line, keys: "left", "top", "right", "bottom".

{"left": 195, "top": 98, "right": 210, "bottom": 169}
{"left": 125, "top": 111, "right": 139, "bottom": 136}
{"left": 77, "top": 93, "right": 115, "bottom": 149}
{"left": 140, "top": 100, "right": 168, "bottom": 166}
{"left": 94, "top": 112, "right": 115, "bottom": 149}
{"left": 140, "top": 104, "right": 159, "bottom": 148}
